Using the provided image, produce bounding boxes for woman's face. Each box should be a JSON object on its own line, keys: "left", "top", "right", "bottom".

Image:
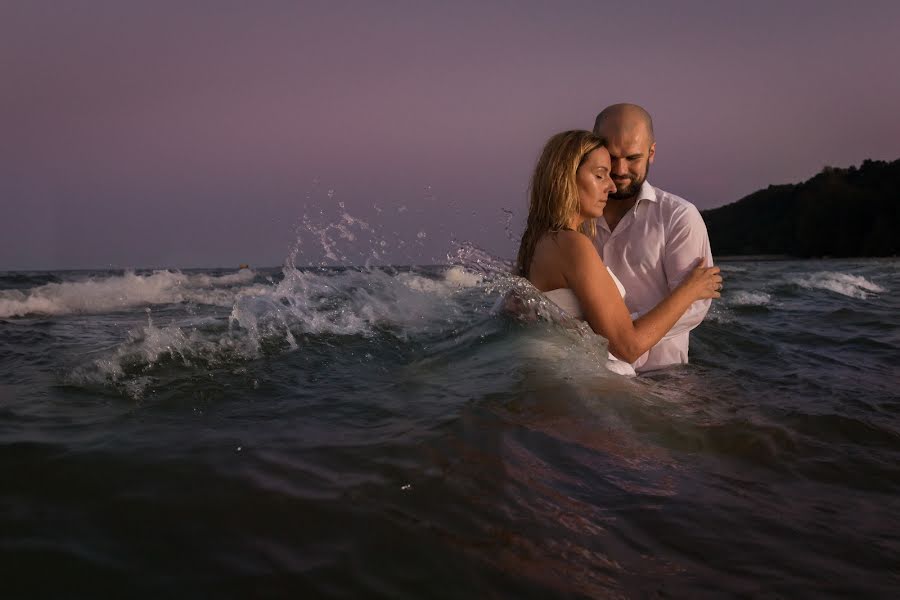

{"left": 576, "top": 147, "right": 616, "bottom": 220}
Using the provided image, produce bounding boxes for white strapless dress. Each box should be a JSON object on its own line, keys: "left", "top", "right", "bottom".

{"left": 543, "top": 269, "right": 638, "bottom": 376}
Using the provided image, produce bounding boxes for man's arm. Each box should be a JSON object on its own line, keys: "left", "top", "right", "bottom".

{"left": 661, "top": 202, "right": 713, "bottom": 338}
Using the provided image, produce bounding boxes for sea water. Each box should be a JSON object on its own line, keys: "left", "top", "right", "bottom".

{"left": 1, "top": 253, "right": 898, "bottom": 597}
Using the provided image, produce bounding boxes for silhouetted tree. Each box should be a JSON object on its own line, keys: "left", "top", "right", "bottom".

{"left": 702, "top": 159, "right": 900, "bottom": 257}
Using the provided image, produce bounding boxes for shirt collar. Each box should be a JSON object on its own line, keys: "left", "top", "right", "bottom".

{"left": 596, "top": 180, "right": 657, "bottom": 234}
{"left": 637, "top": 180, "right": 657, "bottom": 203}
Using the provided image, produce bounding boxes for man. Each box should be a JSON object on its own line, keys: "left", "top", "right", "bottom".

{"left": 592, "top": 103, "right": 714, "bottom": 372}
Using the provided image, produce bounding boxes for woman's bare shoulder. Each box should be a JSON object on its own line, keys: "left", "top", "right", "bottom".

{"left": 552, "top": 230, "right": 601, "bottom": 261}
{"left": 532, "top": 231, "right": 602, "bottom": 282}
{"left": 533, "top": 230, "right": 601, "bottom": 267}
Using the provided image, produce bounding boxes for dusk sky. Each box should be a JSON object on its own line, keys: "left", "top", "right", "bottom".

{"left": 3, "top": 1, "right": 899, "bottom": 270}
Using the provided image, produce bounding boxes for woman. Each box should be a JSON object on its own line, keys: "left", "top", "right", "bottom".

{"left": 517, "top": 130, "right": 721, "bottom": 366}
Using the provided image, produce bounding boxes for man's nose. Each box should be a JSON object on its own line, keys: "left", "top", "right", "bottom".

{"left": 611, "top": 159, "right": 629, "bottom": 176}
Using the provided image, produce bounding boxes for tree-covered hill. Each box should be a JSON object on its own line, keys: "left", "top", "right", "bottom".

{"left": 701, "top": 158, "right": 900, "bottom": 257}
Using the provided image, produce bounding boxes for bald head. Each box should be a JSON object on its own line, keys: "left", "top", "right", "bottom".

{"left": 591, "top": 103, "right": 656, "bottom": 201}
{"left": 593, "top": 103, "right": 655, "bottom": 143}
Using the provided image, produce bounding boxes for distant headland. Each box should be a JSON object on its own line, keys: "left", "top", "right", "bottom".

{"left": 702, "top": 158, "right": 899, "bottom": 258}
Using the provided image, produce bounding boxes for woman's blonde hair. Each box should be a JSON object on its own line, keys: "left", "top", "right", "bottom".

{"left": 516, "top": 130, "right": 605, "bottom": 277}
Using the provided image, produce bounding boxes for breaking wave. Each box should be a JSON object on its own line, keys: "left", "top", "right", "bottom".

{"left": 64, "top": 263, "right": 566, "bottom": 397}
{"left": 790, "top": 272, "right": 885, "bottom": 299}
{"left": 729, "top": 291, "right": 772, "bottom": 306}
{"left": 0, "top": 269, "right": 266, "bottom": 318}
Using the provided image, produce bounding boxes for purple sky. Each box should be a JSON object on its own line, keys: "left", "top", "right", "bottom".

{"left": 3, "top": 1, "right": 899, "bottom": 270}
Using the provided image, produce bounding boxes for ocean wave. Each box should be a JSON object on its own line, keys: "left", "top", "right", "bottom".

{"left": 397, "top": 266, "right": 483, "bottom": 292}
{"left": 0, "top": 272, "right": 63, "bottom": 289}
{"left": 790, "top": 272, "right": 885, "bottom": 299}
{"left": 228, "top": 265, "right": 501, "bottom": 349}
{"left": 66, "top": 265, "right": 512, "bottom": 394}
{"left": 729, "top": 291, "right": 772, "bottom": 306}
{"left": 65, "top": 262, "right": 620, "bottom": 397}
{"left": 719, "top": 265, "right": 748, "bottom": 273}
{"left": 66, "top": 313, "right": 252, "bottom": 398}
{"left": 0, "top": 269, "right": 265, "bottom": 318}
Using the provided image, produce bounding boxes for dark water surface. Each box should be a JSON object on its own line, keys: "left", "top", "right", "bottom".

{"left": 1, "top": 258, "right": 898, "bottom": 598}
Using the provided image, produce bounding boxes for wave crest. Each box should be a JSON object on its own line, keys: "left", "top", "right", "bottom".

{"left": 0, "top": 269, "right": 264, "bottom": 318}
{"left": 791, "top": 272, "right": 885, "bottom": 299}
{"left": 729, "top": 291, "right": 771, "bottom": 306}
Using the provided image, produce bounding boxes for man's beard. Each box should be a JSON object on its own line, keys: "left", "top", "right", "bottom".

{"left": 610, "top": 164, "right": 649, "bottom": 200}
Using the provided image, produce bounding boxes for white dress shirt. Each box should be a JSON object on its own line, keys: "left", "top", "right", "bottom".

{"left": 594, "top": 180, "right": 713, "bottom": 372}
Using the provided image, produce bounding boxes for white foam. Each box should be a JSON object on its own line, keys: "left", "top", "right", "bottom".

{"left": 730, "top": 291, "right": 771, "bottom": 306}
{"left": 0, "top": 269, "right": 266, "bottom": 318}
{"left": 399, "top": 267, "right": 482, "bottom": 293}
{"left": 190, "top": 269, "right": 257, "bottom": 287}
{"left": 64, "top": 260, "right": 612, "bottom": 396}
{"left": 259, "top": 212, "right": 514, "bottom": 342}
{"left": 225, "top": 264, "right": 496, "bottom": 351}
{"left": 68, "top": 312, "right": 250, "bottom": 398}
{"left": 443, "top": 265, "right": 483, "bottom": 288}
{"left": 792, "top": 271, "right": 885, "bottom": 299}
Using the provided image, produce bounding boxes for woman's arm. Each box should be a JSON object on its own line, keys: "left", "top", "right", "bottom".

{"left": 559, "top": 232, "right": 720, "bottom": 363}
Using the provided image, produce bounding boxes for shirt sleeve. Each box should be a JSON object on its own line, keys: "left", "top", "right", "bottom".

{"left": 662, "top": 202, "right": 713, "bottom": 338}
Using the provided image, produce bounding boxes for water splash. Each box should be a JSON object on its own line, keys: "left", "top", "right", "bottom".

{"left": 67, "top": 308, "right": 250, "bottom": 399}
{"left": 68, "top": 264, "right": 521, "bottom": 398}
{"left": 502, "top": 207, "right": 520, "bottom": 244}
{"left": 55, "top": 203, "right": 579, "bottom": 397}
{"left": 288, "top": 188, "right": 429, "bottom": 268}
{"left": 447, "top": 240, "right": 513, "bottom": 276}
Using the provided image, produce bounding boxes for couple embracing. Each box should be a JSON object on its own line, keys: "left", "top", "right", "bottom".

{"left": 517, "top": 103, "right": 722, "bottom": 375}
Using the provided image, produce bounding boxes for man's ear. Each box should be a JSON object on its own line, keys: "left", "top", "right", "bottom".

{"left": 648, "top": 142, "right": 656, "bottom": 165}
